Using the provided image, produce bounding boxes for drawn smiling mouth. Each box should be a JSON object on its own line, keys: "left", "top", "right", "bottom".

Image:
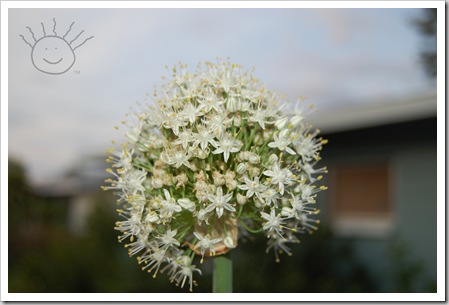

{"left": 43, "top": 57, "right": 63, "bottom": 64}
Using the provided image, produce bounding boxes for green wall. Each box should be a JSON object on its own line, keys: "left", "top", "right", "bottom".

{"left": 317, "top": 117, "right": 437, "bottom": 292}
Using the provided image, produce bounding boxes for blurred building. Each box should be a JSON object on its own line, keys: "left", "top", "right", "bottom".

{"left": 33, "top": 155, "right": 110, "bottom": 235}
{"left": 311, "top": 93, "right": 437, "bottom": 292}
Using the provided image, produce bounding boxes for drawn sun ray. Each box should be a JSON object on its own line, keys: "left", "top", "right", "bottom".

{"left": 26, "top": 26, "right": 36, "bottom": 41}
{"left": 63, "top": 22, "right": 75, "bottom": 40}
{"left": 19, "top": 18, "right": 94, "bottom": 75}
{"left": 53, "top": 18, "right": 57, "bottom": 35}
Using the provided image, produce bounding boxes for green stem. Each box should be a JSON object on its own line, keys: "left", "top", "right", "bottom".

{"left": 212, "top": 253, "right": 233, "bottom": 293}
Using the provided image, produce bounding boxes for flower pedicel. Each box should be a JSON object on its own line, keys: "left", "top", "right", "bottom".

{"left": 104, "top": 60, "right": 327, "bottom": 291}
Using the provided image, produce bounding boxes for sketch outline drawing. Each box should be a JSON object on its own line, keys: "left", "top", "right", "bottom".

{"left": 20, "top": 18, "right": 94, "bottom": 75}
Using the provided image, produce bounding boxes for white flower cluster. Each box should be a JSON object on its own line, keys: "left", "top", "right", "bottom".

{"left": 104, "top": 60, "right": 327, "bottom": 291}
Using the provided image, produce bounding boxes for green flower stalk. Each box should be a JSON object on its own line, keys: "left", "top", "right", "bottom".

{"left": 103, "top": 60, "right": 327, "bottom": 291}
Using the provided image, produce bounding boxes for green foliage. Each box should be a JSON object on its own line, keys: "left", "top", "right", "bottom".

{"left": 388, "top": 241, "right": 437, "bottom": 293}
{"left": 232, "top": 228, "right": 377, "bottom": 293}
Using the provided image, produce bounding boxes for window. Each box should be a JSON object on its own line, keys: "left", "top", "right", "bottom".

{"left": 331, "top": 162, "right": 394, "bottom": 238}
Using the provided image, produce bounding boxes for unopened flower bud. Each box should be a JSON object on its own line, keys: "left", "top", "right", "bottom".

{"left": 268, "top": 154, "right": 278, "bottom": 164}
{"left": 275, "top": 117, "right": 288, "bottom": 129}
{"left": 248, "top": 153, "right": 260, "bottom": 164}
{"left": 224, "top": 236, "right": 236, "bottom": 249}
{"left": 237, "top": 193, "right": 247, "bottom": 205}
{"left": 237, "top": 163, "right": 246, "bottom": 174}
{"left": 178, "top": 198, "right": 196, "bottom": 212}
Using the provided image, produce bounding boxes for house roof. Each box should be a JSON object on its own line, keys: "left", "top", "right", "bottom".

{"left": 307, "top": 92, "right": 437, "bottom": 134}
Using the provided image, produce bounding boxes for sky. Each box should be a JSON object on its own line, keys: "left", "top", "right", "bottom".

{"left": 6, "top": 4, "right": 437, "bottom": 185}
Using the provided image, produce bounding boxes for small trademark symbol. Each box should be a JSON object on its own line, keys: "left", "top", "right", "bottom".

{"left": 74, "top": 70, "right": 80, "bottom": 74}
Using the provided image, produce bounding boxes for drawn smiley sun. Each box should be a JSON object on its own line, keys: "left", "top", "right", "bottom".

{"left": 31, "top": 36, "right": 75, "bottom": 74}
{"left": 20, "top": 18, "right": 93, "bottom": 75}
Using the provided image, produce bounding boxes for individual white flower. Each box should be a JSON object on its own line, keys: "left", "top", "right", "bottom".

{"left": 171, "top": 263, "right": 202, "bottom": 292}
{"left": 299, "top": 161, "right": 328, "bottom": 181}
{"left": 193, "top": 232, "right": 222, "bottom": 261}
{"left": 261, "top": 209, "right": 285, "bottom": 238}
{"left": 297, "top": 213, "right": 320, "bottom": 233}
{"left": 262, "top": 187, "right": 280, "bottom": 207}
{"left": 237, "top": 176, "right": 266, "bottom": 200}
{"left": 197, "top": 87, "right": 224, "bottom": 113}
{"left": 268, "top": 129, "right": 296, "bottom": 155}
{"left": 139, "top": 246, "right": 167, "bottom": 277}
{"left": 125, "top": 120, "right": 144, "bottom": 143}
{"left": 162, "top": 109, "right": 187, "bottom": 134}
{"left": 160, "top": 147, "right": 192, "bottom": 169}
{"left": 211, "top": 132, "right": 242, "bottom": 162}
{"left": 115, "top": 211, "right": 143, "bottom": 243}
{"left": 116, "top": 169, "right": 147, "bottom": 196}
{"left": 293, "top": 130, "right": 327, "bottom": 162}
{"left": 205, "top": 186, "right": 236, "bottom": 218}
{"left": 107, "top": 147, "right": 134, "bottom": 173}
{"left": 298, "top": 183, "right": 315, "bottom": 203}
{"left": 126, "top": 229, "right": 152, "bottom": 256}
{"left": 159, "top": 189, "right": 182, "bottom": 220}
{"left": 265, "top": 233, "right": 299, "bottom": 263}
{"left": 202, "top": 111, "right": 231, "bottom": 137}
{"left": 181, "top": 102, "right": 202, "bottom": 124}
{"left": 248, "top": 108, "right": 273, "bottom": 129}
{"left": 193, "top": 124, "right": 217, "bottom": 150}
{"left": 174, "top": 128, "right": 195, "bottom": 149}
{"left": 196, "top": 209, "right": 210, "bottom": 225}
{"left": 157, "top": 229, "right": 181, "bottom": 249}
{"left": 144, "top": 210, "right": 160, "bottom": 223}
{"left": 263, "top": 163, "right": 295, "bottom": 195}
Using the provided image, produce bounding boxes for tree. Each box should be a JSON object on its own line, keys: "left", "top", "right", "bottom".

{"left": 413, "top": 8, "right": 437, "bottom": 78}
